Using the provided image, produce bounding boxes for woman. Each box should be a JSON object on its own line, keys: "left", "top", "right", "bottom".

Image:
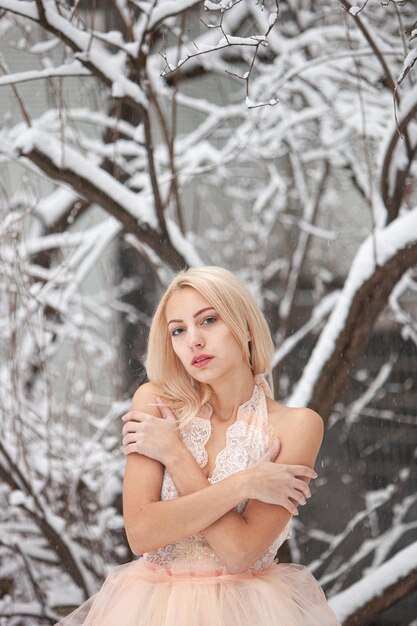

{"left": 58, "top": 266, "right": 340, "bottom": 625}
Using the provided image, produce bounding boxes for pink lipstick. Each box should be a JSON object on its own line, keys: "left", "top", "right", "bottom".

{"left": 192, "top": 354, "right": 213, "bottom": 368}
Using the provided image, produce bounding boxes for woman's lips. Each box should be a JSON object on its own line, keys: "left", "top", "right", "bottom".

{"left": 192, "top": 356, "right": 213, "bottom": 368}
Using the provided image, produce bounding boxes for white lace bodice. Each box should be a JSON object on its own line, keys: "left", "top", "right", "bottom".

{"left": 143, "top": 375, "right": 292, "bottom": 573}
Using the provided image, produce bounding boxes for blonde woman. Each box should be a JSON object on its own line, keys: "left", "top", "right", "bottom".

{"left": 57, "top": 266, "right": 340, "bottom": 626}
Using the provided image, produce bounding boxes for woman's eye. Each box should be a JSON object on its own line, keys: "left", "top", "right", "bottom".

{"left": 202, "top": 316, "right": 216, "bottom": 325}
{"left": 171, "top": 327, "right": 184, "bottom": 336}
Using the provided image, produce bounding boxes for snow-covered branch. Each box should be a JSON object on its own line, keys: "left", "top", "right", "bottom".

{"left": 147, "top": 0, "right": 203, "bottom": 30}
{"left": 0, "top": 61, "right": 91, "bottom": 86}
{"left": 290, "top": 207, "right": 417, "bottom": 417}
{"left": 330, "top": 541, "right": 417, "bottom": 624}
{"left": 13, "top": 128, "right": 187, "bottom": 268}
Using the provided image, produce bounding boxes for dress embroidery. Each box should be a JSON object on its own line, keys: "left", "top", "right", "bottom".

{"left": 144, "top": 376, "right": 292, "bottom": 572}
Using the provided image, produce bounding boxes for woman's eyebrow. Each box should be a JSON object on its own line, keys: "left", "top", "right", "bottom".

{"left": 167, "top": 307, "right": 216, "bottom": 326}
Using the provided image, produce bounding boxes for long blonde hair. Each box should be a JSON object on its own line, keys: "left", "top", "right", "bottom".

{"left": 146, "top": 266, "right": 274, "bottom": 424}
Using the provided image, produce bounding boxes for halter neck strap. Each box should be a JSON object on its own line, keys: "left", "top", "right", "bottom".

{"left": 254, "top": 373, "right": 273, "bottom": 398}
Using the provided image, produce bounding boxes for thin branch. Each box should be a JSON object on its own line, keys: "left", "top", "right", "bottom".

{"left": 0, "top": 56, "right": 32, "bottom": 126}
{"left": 142, "top": 98, "right": 168, "bottom": 238}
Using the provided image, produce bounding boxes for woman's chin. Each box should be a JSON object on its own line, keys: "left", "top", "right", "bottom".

{"left": 189, "top": 368, "right": 218, "bottom": 384}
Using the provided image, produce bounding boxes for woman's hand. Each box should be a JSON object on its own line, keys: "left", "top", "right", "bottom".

{"left": 245, "top": 438, "right": 317, "bottom": 515}
{"left": 121, "top": 398, "right": 182, "bottom": 465}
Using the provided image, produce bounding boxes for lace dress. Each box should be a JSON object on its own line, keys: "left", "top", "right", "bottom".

{"left": 55, "top": 375, "right": 340, "bottom": 626}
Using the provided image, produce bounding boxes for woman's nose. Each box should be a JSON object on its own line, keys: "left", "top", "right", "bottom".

{"left": 187, "top": 328, "right": 204, "bottom": 349}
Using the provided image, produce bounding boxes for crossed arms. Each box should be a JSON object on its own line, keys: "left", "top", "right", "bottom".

{"left": 122, "top": 382, "right": 322, "bottom": 574}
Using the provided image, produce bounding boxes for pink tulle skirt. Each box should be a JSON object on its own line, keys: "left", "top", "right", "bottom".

{"left": 55, "top": 557, "right": 340, "bottom": 626}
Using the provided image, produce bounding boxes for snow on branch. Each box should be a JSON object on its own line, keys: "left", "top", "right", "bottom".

{"left": 21, "top": 220, "right": 122, "bottom": 314}
{"left": 0, "top": 0, "right": 148, "bottom": 108}
{"left": 396, "top": 47, "right": 417, "bottom": 88}
{"left": 389, "top": 270, "right": 417, "bottom": 346}
{"left": 308, "top": 483, "right": 398, "bottom": 582}
{"left": 329, "top": 540, "right": 417, "bottom": 624}
{"left": 14, "top": 128, "right": 156, "bottom": 229}
{"left": 0, "top": 0, "right": 39, "bottom": 19}
{"left": 0, "top": 61, "right": 91, "bottom": 86}
{"left": 380, "top": 81, "right": 417, "bottom": 221}
{"left": 166, "top": 217, "right": 204, "bottom": 267}
{"left": 11, "top": 229, "right": 95, "bottom": 259}
{"left": 146, "top": 0, "right": 250, "bottom": 81}
{"left": 273, "top": 291, "right": 340, "bottom": 368}
{"left": 289, "top": 206, "right": 417, "bottom": 409}
{"left": 344, "top": 359, "right": 395, "bottom": 430}
{"left": 63, "top": 109, "right": 144, "bottom": 143}
{"left": 156, "top": 0, "right": 278, "bottom": 108}
{"left": 148, "top": 0, "right": 203, "bottom": 30}
{"left": 0, "top": 601, "right": 58, "bottom": 623}
{"left": 34, "top": 188, "right": 80, "bottom": 230}
{"left": 9, "top": 127, "right": 187, "bottom": 268}
{"left": 0, "top": 444, "right": 95, "bottom": 598}
{"left": 160, "top": 34, "right": 269, "bottom": 77}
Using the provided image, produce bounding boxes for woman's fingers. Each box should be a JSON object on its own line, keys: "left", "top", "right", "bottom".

{"left": 249, "top": 460, "right": 317, "bottom": 509}
{"left": 121, "top": 410, "right": 152, "bottom": 423}
{"left": 121, "top": 410, "right": 139, "bottom": 422}
{"left": 156, "top": 397, "right": 177, "bottom": 423}
{"left": 260, "top": 438, "right": 280, "bottom": 463}
{"left": 122, "top": 413, "right": 164, "bottom": 436}
{"left": 290, "top": 489, "right": 307, "bottom": 506}
{"left": 286, "top": 476, "right": 312, "bottom": 504}
{"left": 287, "top": 465, "right": 318, "bottom": 479}
{"left": 122, "top": 432, "right": 143, "bottom": 448}
{"left": 123, "top": 432, "right": 139, "bottom": 444}
{"left": 121, "top": 400, "right": 176, "bottom": 423}
{"left": 282, "top": 500, "right": 299, "bottom": 515}
{"left": 122, "top": 420, "right": 144, "bottom": 436}
{"left": 293, "top": 478, "right": 311, "bottom": 498}
{"left": 124, "top": 442, "right": 144, "bottom": 455}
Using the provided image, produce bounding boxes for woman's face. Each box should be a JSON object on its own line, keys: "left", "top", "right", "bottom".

{"left": 165, "top": 287, "right": 247, "bottom": 384}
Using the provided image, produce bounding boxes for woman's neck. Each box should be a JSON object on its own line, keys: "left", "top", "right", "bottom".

{"left": 207, "top": 367, "right": 256, "bottom": 422}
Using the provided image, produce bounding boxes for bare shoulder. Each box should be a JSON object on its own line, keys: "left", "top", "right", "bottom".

{"left": 265, "top": 397, "right": 324, "bottom": 465}
{"left": 131, "top": 381, "right": 164, "bottom": 417}
{"left": 266, "top": 397, "right": 323, "bottom": 433}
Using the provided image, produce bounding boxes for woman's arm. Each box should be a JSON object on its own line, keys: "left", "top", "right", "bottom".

{"left": 123, "top": 383, "right": 318, "bottom": 569}
{"left": 123, "top": 384, "right": 298, "bottom": 555}
{"left": 124, "top": 382, "right": 262, "bottom": 554}
{"left": 123, "top": 450, "right": 250, "bottom": 555}
{"left": 165, "top": 407, "right": 323, "bottom": 573}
